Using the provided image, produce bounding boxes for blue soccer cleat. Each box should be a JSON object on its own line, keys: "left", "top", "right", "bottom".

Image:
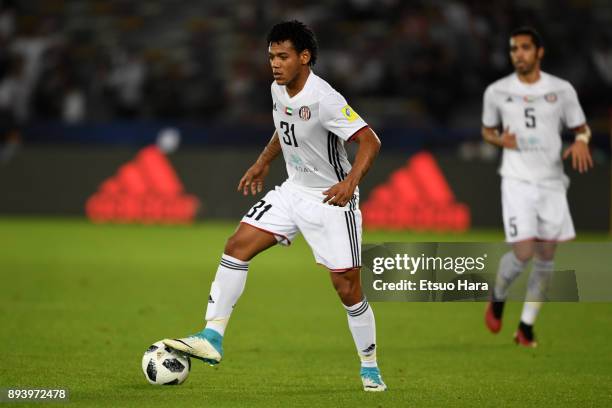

{"left": 360, "top": 366, "right": 387, "bottom": 392}
{"left": 163, "top": 328, "right": 223, "bottom": 365}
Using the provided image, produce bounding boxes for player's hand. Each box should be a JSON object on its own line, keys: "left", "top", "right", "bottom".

{"left": 237, "top": 161, "right": 270, "bottom": 195}
{"left": 322, "top": 178, "right": 357, "bottom": 207}
{"left": 500, "top": 127, "right": 518, "bottom": 149}
{"left": 563, "top": 141, "right": 593, "bottom": 174}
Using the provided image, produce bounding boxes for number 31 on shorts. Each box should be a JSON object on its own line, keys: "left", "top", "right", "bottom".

{"left": 246, "top": 200, "right": 273, "bottom": 221}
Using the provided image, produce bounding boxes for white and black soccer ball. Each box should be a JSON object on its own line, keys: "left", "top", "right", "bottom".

{"left": 142, "top": 341, "right": 191, "bottom": 385}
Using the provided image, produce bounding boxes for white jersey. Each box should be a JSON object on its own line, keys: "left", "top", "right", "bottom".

{"left": 271, "top": 72, "right": 368, "bottom": 205}
{"left": 482, "top": 72, "right": 586, "bottom": 184}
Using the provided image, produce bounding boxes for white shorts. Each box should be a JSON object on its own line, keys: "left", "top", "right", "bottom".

{"left": 501, "top": 177, "right": 575, "bottom": 243}
{"left": 240, "top": 182, "right": 362, "bottom": 271}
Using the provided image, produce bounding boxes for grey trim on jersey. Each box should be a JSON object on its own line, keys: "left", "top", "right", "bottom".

{"left": 328, "top": 130, "right": 360, "bottom": 267}
{"left": 327, "top": 130, "right": 358, "bottom": 211}
{"left": 327, "top": 131, "right": 346, "bottom": 182}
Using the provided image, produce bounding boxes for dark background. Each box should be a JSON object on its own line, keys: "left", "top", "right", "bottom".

{"left": 0, "top": 0, "right": 610, "bottom": 230}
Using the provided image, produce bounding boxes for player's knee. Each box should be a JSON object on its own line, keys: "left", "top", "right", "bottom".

{"left": 334, "top": 282, "right": 352, "bottom": 301}
{"left": 332, "top": 269, "right": 362, "bottom": 304}
{"left": 224, "top": 234, "right": 248, "bottom": 259}
{"left": 534, "top": 251, "right": 554, "bottom": 262}
{"left": 534, "top": 244, "right": 556, "bottom": 261}
{"left": 514, "top": 251, "right": 533, "bottom": 263}
{"left": 513, "top": 244, "right": 535, "bottom": 262}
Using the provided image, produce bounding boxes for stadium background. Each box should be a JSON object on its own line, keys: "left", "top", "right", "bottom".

{"left": 1, "top": 1, "right": 611, "bottom": 406}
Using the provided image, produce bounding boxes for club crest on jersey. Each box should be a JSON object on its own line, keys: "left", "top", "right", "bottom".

{"left": 545, "top": 92, "right": 558, "bottom": 103}
{"left": 341, "top": 105, "right": 360, "bottom": 122}
{"left": 285, "top": 106, "right": 293, "bottom": 116}
{"left": 299, "top": 106, "right": 311, "bottom": 121}
{"left": 523, "top": 95, "right": 536, "bottom": 103}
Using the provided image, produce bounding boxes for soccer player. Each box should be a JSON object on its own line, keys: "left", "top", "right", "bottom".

{"left": 164, "top": 21, "right": 386, "bottom": 391}
{"left": 481, "top": 27, "right": 593, "bottom": 347}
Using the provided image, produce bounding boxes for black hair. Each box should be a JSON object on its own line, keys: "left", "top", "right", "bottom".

{"left": 267, "top": 20, "right": 318, "bottom": 66}
{"left": 510, "top": 26, "right": 544, "bottom": 49}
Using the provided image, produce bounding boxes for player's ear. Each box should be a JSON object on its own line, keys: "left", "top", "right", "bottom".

{"left": 300, "top": 49, "right": 311, "bottom": 66}
{"left": 537, "top": 46, "right": 545, "bottom": 60}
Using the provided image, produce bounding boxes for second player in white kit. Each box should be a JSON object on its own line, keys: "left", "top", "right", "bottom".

{"left": 483, "top": 71, "right": 585, "bottom": 242}
{"left": 482, "top": 27, "right": 593, "bottom": 347}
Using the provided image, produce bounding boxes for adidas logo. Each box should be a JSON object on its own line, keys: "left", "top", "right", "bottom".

{"left": 86, "top": 145, "right": 199, "bottom": 224}
{"left": 208, "top": 295, "right": 215, "bottom": 304}
{"left": 362, "top": 152, "right": 470, "bottom": 231}
{"left": 362, "top": 343, "right": 376, "bottom": 354}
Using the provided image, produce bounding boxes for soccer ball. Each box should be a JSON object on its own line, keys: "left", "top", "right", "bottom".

{"left": 141, "top": 341, "right": 191, "bottom": 385}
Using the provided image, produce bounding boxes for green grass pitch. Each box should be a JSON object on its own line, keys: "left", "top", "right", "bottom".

{"left": 1, "top": 218, "right": 611, "bottom": 407}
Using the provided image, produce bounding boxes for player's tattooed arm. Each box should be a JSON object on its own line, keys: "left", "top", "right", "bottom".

{"left": 482, "top": 126, "right": 518, "bottom": 149}
{"left": 238, "top": 131, "right": 281, "bottom": 195}
{"left": 563, "top": 124, "right": 594, "bottom": 174}
{"left": 323, "top": 127, "right": 381, "bottom": 206}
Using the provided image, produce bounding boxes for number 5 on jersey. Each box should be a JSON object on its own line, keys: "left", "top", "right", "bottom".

{"left": 524, "top": 108, "right": 536, "bottom": 128}
{"left": 246, "top": 199, "right": 273, "bottom": 221}
{"left": 280, "top": 121, "right": 298, "bottom": 147}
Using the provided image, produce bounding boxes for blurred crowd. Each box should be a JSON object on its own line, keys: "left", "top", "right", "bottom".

{"left": 1, "top": 0, "right": 611, "bottom": 131}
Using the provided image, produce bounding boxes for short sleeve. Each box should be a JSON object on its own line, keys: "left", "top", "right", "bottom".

{"left": 319, "top": 92, "right": 368, "bottom": 141}
{"left": 482, "top": 86, "right": 500, "bottom": 128}
{"left": 561, "top": 84, "right": 586, "bottom": 128}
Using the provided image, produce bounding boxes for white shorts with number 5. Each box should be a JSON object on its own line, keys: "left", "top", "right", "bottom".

{"left": 240, "top": 181, "right": 361, "bottom": 271}
{"left": 501, "top": 177, "right": 575, "bottom": 243}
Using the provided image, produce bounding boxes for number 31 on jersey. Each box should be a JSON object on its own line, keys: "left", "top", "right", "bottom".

{"left": 280, "top": 121, "right": 298, "bottom": 147}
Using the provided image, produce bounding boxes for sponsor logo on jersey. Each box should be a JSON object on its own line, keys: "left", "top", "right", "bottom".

{"left": 289, "top": 154, "right": 317, "bottom": 173}
{"left": 299, "top": 106, "right": 311, "bottom": 121}
{"left": 520, "top": 135, "right": 545, "bottom": 152}
{"left": 285, "top": 107, "right": 293, "bottom": 116}
{"left": 545, "top": 92, "right": 558, "bottom": 103}
{"left": 341, "top": 105, "right": 360, "bottom": 122}
{"left": 289, "top": 153, "right": 304, "bottom": 167}
{"left": 523, "top": 95, "right": 536, "bottom": 103}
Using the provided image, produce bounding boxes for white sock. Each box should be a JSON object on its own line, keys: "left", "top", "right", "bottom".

{"left": 344, "top": 298, "right": 377, "bottom": 368}
{"left": 521, "top": 259, "right": 554, "bottom": 325}
{"left": 204, "top": 254, "right": 248, "bottom": 336}
{"left": 494, "top": 251, "right": 528, "bottom": 300}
